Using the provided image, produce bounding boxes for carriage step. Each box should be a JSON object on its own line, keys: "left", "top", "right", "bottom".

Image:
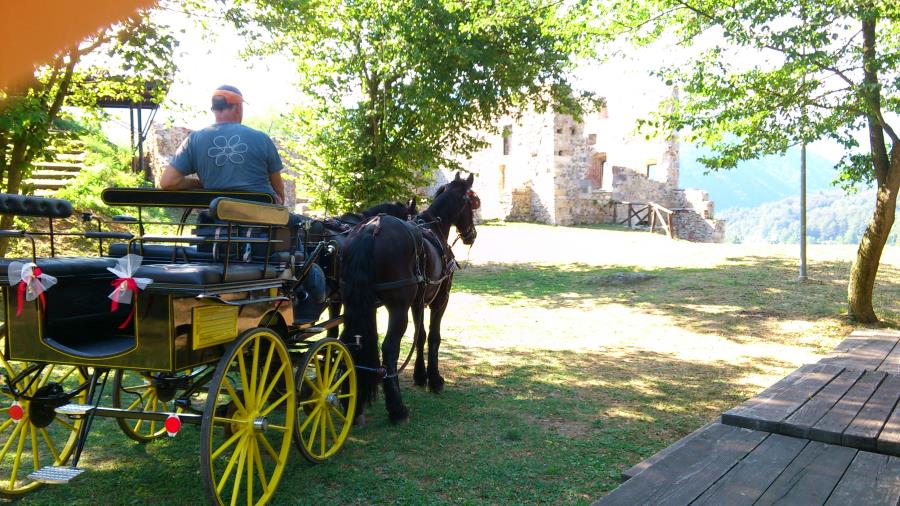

{"left": 27, "top": 466, "right": 85, "bottom": 484}
{"left": 55, "top": 403, "right": 96, "bottom": 415}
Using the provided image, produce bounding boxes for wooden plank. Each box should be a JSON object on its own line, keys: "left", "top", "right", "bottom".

{"left": 825, "top": 451, "right": 900, "bottom": 505}
{"left": 820, "top": 330, "right": 900, "bottom": 372}
{"left": 810, "top": 370, "right": 885, "bottom": 445}
{"left": 692, "top": 433, "right": 809, "bottom": 506}
{"left": 754, "top": 441, "right": 857, "bottom": 505}
{"left": 877, "top": 396, "right": 900, "bottom": 455}
{"left": 780, "top": 368, "right": 864, "bottom": 439}
{"left": 595, "top": 424, "right": 767, "bottom": 506}
{"left": 620, "top": 418, "right": 720, "bottom": 482}
{"left": 722, "top": 364, "right": 842, "bottom": 432}
{"left": 876, "top": 336, "right": 900, "bottom": 375}
{"left": 843, "top": 374, "right": 900, "bottom": 451}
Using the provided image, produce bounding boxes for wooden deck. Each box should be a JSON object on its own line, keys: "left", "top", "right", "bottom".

{"left": 597, "top": 329, "right": 900, "bottom": 505}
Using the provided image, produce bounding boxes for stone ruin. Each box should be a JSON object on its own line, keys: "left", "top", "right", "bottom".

{"left": 447, "top": 107, "right": 726, "bottom": 242}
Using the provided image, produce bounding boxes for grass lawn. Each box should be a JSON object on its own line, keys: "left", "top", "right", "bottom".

{"left": 17, "top": 222, "right": 900, "bottom": 505}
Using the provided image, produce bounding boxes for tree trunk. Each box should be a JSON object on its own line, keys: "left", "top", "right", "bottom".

{"left": 0, "top": 145, "right": 29, "bottom": 256}
{"left": 847, "top": 151, "right": 900, "bottom": 323}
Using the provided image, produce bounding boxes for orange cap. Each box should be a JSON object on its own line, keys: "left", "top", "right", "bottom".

{"left": 212, "top": 89, "right": 245, "bottom": 105}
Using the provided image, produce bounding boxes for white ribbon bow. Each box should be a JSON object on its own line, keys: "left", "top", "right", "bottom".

{"left": 107, "top": 254, "right": 153, "bottom": 305}
{"left": 8, "top": 261, "right": 56, "bottom": 302}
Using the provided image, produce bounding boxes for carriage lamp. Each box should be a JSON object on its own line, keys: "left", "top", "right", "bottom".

{"left": 165, "top": 414, "right": 181, "bottom": 437}
{"left": 8, "top": 402, "right": 23, "bottom": 423}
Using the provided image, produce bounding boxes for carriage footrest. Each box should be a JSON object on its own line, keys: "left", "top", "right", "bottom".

{"left": 28, "top": 466, "right": 85, "bottom": 484}
{"left": 55, "top": 403, "right": 96, "bottom": 415}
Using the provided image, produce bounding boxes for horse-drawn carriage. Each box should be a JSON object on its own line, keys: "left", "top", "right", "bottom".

{"left": 0, "top": 172, "right": 479, "bottom": 505}
{"left": 0, "top": 188, "right": 364, "bottom": 504}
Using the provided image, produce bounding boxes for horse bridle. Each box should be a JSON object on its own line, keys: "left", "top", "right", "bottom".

{"left": 457, "top": 189, "right": 479, "bottom": 243}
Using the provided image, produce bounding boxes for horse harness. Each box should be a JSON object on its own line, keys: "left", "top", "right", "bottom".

{"left": 364, "top": 214, "right": 457, "bottom": 294}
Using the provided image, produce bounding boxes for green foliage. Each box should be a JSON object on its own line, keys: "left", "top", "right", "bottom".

{"left": 601, "top": 0, "right": 900, "bottom": 186}
{"left": 196, "top": 0, "right": 601, "bottom": 213}
{"left": 721, "top": 189, "right": 900, "bottom": 245}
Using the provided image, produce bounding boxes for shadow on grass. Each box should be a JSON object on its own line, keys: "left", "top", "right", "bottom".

{"left": 18, "top": 347, "right": 779, "bottom": 506}
{"left": 453, "top": 256, "right": 900, "bottom": 345}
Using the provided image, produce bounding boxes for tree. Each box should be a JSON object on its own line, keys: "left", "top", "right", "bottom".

{"left": 0, "top": 12, "right": 176, "bottom": 254}
{"left": 602, "top": 0, "right": 900, "bottom": 322}
{"left": 203, "top": 0, "right": 599, "bottom": 213}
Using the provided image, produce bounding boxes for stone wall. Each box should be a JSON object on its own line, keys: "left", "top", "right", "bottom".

{"left": 610, "top": 166, "right": 679, "bottom": 208}
{"left": 672, "top": 210, "right": 725, "bottom": 242}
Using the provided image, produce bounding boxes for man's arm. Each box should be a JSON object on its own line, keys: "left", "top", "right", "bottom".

{"left": 269, "top": 171, "right": 286, "bottom": 205}
{"left": 160, "top": 165, "right": 202, "bottom": 190}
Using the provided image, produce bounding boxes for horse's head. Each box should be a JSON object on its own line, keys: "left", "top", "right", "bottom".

{"left": 433, "top": 172, "right": 479, "bottom": 245}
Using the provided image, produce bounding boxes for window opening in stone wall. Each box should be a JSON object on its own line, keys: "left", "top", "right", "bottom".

{"left": 646, "top": 162, "right": 658, "bottom": 179}
{"left": 502, "top": 125, "right": 512, "bottom": 155}
{"left": 587, "top": 153, "right": 606, "bottom": 188}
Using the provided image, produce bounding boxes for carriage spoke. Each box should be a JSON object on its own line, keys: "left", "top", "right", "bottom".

{"left": 53, "top": 416, "right": 77, "bottom": 432}
{"left": 126, "top": 394, "right": 144, "bottom": 411}
{"left": 266, "top": 424, "right": 288, "bottom": 432}
{"left": 56, "top": 366, "right": 77, "bottom": 384}
{"left": 298, "top": 405, "right": 321, "bottom": 434}
{"left": 121, "top": 384, "right": 151, "bottom": 394}
{"left": 212, "top": 429, "right": 245, "bottom": 461}
{"left": 0, "top": 422, "right": 24, "bottom": 464}
{"left": 313, "top": 354, "right": 325, "bottom": 390}
{"left": 251, "top": 439, "right": 268, "bottom": 490}
{"left": 258, "top": 392, "right": 290, "bottom": 418}
{"left": 246, "top": 440, "right": 254, "bottom": 506}
{"left": 296, "top": 398, "right": 318, "bottom": 407}
{"left": 326, "top": 346, "right": 340, "bottom": 387}
{"left": 8, "top": 419, "right": 28, "bottom": 489}
{"left": 302, "top": 375, "right": 321, "bottom": 395}
{"left": 319, "top": 409, "right": 326, "bottom": 456}
{"left": 222, "top": 378, "right": 248, "bottom": 416}
{"left": 149, "top": 397, "right": 158, "bottom": 436}
{"left": 236, "top": 352, "right": 252, "bottom": 411}
{"left": 255, "top": 344, "right": 275, "bottom": 403}
{"left": 328, "top": 405, "right": 347, "bottom": 423}
{"left": 29, "top": 425, "right": 39, "bottom": 471}
{"left": 0, "top": 417, "right": 14, "bottom": 435}
{"left": 328, "top": 369, "right": 352, "bottom": 394}
{"left": 38, "top": 365, "right": 54, "bottom": 388}
{"left": 258, "top": 363, "right": 286, "bottom": 407}
{"left": 256, "top": 434, "right": 280, "bottom": 463}
{"left": 249, "top": 337, "right": 260, "bottom": 408}
{"left": 216, "top": 438, "right": 245, "bottom": 494}
{"left": 229, "top": 440, "right": 247, "bottom": 506}
{"left": 213, "top": 416, "right": 248, "bottom": 427}
{"left": 39, "top": 428, "right": 60, "bottom": 463}
{"left": 306, "top": 412, "right": 321, "bottom": 453}
{"left": 325, "top": 409, "right": 339, "bottom": 442}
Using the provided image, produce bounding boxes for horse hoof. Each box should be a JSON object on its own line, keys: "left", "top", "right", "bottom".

{"left": 428, "top": 376, "right": 445, "bottom": 394}
{"left": 388, "top": 406, "right": 410, "bottom": 424}
{"left": 413, "top": 372, "right": 427, "bottom": 387}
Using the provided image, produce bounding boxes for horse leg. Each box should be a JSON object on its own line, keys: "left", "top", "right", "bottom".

{"left": 381, "top": 302, "right": 410, "bottom": 423}
{"left": 412, "top": 290, "right": 428, "bottom": 387}
{"left": 426, "top": 284, "right": 450, "bottom": 394}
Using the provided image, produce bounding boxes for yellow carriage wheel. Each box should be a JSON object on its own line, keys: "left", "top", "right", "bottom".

{"left": 200, "top": 328, "right": 295, "bottom": 506}
{"left": 111, "top": 369, "right": 189, "bottom": 443}
{"left": 294, "top": 338, "right": 357, "bottom": 463}
{"left": 0, "top": 358, "right": 86, "bottom": 499}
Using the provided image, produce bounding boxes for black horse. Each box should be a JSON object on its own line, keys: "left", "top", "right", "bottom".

{"left": 340, "top": 173, "right": 478, "bottom": 423}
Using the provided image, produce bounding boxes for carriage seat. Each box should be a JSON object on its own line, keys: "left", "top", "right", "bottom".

{"left": 108, "top": 243, "right": 293, "bottom": 264}
{"left": 0, "top": 257, "right": 118, "bottom": 285}
{"left": 135, "top": 262, "right": 279, "bottom": 285}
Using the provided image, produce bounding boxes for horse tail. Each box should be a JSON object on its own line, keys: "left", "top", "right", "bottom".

{"left": 340, "top": 227, "right": 380, "bottom": 405}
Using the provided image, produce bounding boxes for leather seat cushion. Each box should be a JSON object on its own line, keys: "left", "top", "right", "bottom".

{"left": 135, "top": 263, "right": 278, "bottom": 285}
{"left": 108, "top": 243, "right": 214, "bottom": 262}
{"left": 0, "top": 257, "right": 117, "bottom": 283}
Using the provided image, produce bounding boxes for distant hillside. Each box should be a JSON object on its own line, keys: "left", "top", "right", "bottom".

{"left": 719, "top": 189, "right": 900, "bottom": 245}
{"left": 679, "top": 145, "right": 841, "bottom": 210}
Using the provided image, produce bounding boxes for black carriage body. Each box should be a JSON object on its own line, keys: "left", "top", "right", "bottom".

{"left": 3, "top": 275, "right": 292, "bottom": 372}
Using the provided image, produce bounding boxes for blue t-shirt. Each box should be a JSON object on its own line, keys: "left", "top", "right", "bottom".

{"left": 170, "top": 122, "right": 283, "bottom": 196}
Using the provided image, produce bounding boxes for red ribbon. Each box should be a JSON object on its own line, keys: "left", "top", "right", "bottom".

{"left": 110, "top": 277, "right": 138, "bottom": 329}
{"left": 15, "top": 266, "right": 46, "bottom": 317}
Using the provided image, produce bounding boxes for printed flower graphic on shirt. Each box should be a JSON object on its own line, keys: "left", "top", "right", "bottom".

{"left": 207, "top": 135, "right": 248, "bottom": 166}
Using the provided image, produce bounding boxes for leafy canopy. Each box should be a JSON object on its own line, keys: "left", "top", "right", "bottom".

{"left": 203, "top": 0, "right": 600, "bottom": 212}
{"left": 601, "top": 0, "right": 900, "bottom": 189}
